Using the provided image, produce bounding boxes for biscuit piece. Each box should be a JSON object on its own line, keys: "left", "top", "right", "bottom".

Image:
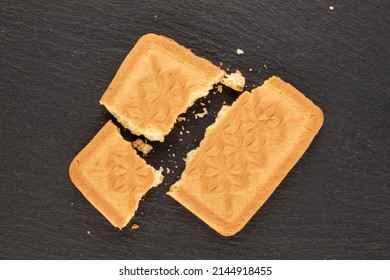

{"left": 168, "top": 76, "right": 323, "bottom": 236}
{"left": 222, "top": 70, "right": 245, "bottom": 91}
{"left": 132, "top": 138, "right": 153, "bottom": 155}
{"left": 100, "top": 33, "right": 225, "bottom": 142}
{"left": 69, "top": 121, "right": 163, "bottom": 229}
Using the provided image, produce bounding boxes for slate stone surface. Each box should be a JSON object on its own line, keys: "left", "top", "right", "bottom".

{"left": 0, "top": 0, "right": 389, "bottom": 259}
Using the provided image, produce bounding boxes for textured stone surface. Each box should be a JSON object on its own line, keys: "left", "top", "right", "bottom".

{"left": 0, "top": 0, "right": 389, "bottom": 259}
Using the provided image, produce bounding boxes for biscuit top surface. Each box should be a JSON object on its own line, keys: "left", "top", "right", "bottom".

{"left": 168, "top": 76, "right": 323, "bottom": 236}
{"left": 69, "top": 121, "right": 161, "bottom": 228}
{"left": 100, "top": 33, "right": 223, "bottom": 141}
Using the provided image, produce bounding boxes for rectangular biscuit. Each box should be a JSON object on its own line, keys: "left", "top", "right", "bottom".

{"left": 167, "top": 76, "right": 324, "bottom": 236}
{"left": 69, "top": 120, "right": 163, "bottom": 229}
{"left": 100, "top": 33, "right": 225, "bottom": 142}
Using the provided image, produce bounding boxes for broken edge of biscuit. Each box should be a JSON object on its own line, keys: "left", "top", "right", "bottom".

{"left": 221, "top": 70, "right": 245, "bottom": 92}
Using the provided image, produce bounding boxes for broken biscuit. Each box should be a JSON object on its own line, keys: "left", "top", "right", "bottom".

{"left": 100, "top": 33, "right": 225, "bottom": 142}
{"left": 69, "top": 121, "right": 163, "bottom": 229}
{"left": 168, "top": 76, "right": 323, "bottom": 236}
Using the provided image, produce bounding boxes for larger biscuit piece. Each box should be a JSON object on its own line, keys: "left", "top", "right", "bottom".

{"left": 100, "top": 33, "right": 225, "bottom": 142}
{"left": 168, "top": 76, "right": 324, "bottom": 236}
{"left": 69, "top": 121, "right": 163, "bottom": 229}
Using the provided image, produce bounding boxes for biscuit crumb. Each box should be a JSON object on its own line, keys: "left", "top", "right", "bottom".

{"left": 172, "top": 153, "right": 176, "bottom": 157}
{"left": 166, "top": 167, "right": 170, "bottom": 174}
{"left": 177, "top": 116, "right": 186, "bottom": 122}
{"left": 236, "top": 48, "right": 244, "bottom": 55}
{"left": 181, "top": 125, "right": 185, "bottom": 131}
{"left": 179, "top": 138, "right": 183, "bottom": 141}
{"left": 185, "top": 130, "right": 190, "bottom": 134}
{"left": 263, "top": 64, "right": 268, "bottom": 69}
{"left": 222, "top": 70, "right": 246, "bottom": 91}
{"left": 180, "top": 131, "right": 183, "bottom": 135}
{"left": 87, "top": 230, "right": 91, "bottom": 235}
{"left": 195, "top": 108, "right": 208, "bottom": 119}
{"left": 200, "top": 102, "right": 205, "bottom": 106}
{"left": 132, "top": 138, "right": 153, "bottom": 155}
{"left": 219, "top": 62, "right": 223, "bottom": 66}
{"left": 249, "top": 68, "right": 253, "bottom": 72}
{"left": 131, "top": 224, "right": 139, "bottom": 230}
{"left": 329, "top": 5, "right": 334, "bottom": 11}
{"left": 217, "top": 85, "right": 223, "bottom": 93}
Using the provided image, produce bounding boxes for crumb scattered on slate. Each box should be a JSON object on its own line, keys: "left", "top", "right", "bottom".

{"left": 131, "top": 224, "right": 139, "bottom": 230}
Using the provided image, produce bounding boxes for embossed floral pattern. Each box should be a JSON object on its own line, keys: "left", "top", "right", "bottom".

{"left": 87, "top": 146, "right": 152, "bottom": 194}
{"left": 182, "top": 91, "right": 308, "bottom": 215}
{"left": 123, "top": 55, "right": 198, "bottom": 130}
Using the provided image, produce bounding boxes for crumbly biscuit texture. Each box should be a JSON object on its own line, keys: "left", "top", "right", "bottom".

{"left": 222, "top": 70, "right": 245, "bottom": 91}
{"left": 168, "top": 76, "right": 323, "bottom": 236}
{"left": 69, "top": 121, "right": 163, "bottom": 229}
{"left": 100, "top": 33, "right": 225, "bottom": 142}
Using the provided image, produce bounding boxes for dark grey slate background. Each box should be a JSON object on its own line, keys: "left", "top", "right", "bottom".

{"left": 0, "top": 0, "right": 389, "bottom": 259}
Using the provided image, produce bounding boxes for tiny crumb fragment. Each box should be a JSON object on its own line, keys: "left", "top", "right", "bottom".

{"left": 131, "top": 224, "right": 139, "bottom": 230}
{"left": 179, "top": 138, "right": 183, "bottom": 141}
{"left": 329, "top": 5, "right": 334, "bottom": 11}
{"left": 182, "top": 157, "right": 186, "bottom": 162}
{"left": 186, "top": 130, "right": 190, "bottom": 134}
{"left": 263, "top": 64, "right": 268, "bottom": 69}
{"left": 180, "top": 131, "right": 183, "bottom": 135}
{"left": 177, "top": 116, "right": 186, "bottom": 122}
{"left": 219, "top": 62, "right": 223, "bottom": 66}
{"left": 166, "top": 167, "right": 170, "bottom": 174}
{"left": 236, "top": 48, "right": 244, "bottom": 55}
{"left": 181, "top": 125, "right": 185, "bottom": 131}
{"left": 222, "top": 70, "right": 246, "bottom": 91}
{"left": 87, "top": 230, "right": 91, "bottom": 235}
{"left": 132, "top": 139, "right": 153, "bottom": 155}
{"left": 195, "top": 108, "right": 208, "bottom": 119}
{"left": 217, "top": 85, "right": 223, "bottom": 93}
{"left": 249, "top": 68, "right": 253, "bottom": 72}
{"left": 159, "top": 166, "right": 164, "bottom": 173}
{"left": 200, "top": 102, "right": 205, "bottom": 106}
{"left": 172, "top": 153, "right": 176, "bottom": 157}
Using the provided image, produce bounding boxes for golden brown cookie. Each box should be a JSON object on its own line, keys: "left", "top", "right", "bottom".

{"left": 69, "top": 121, "right": 163, "bottom": 229}
{"left": 100, "top": 33, "right": 225, "bottom": 142}
{"left": 168, "top": 76, "right": 323, "bottom": 236}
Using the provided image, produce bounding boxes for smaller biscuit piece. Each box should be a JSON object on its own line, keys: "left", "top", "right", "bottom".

{"left": 69, "top": 121, "right": 163, "bottom": 229}
{"left": 100, "top": 33, "right": 225, "bottom": 142}
{"left": 222, "top": 70, "right": 245, "bottom": 91}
